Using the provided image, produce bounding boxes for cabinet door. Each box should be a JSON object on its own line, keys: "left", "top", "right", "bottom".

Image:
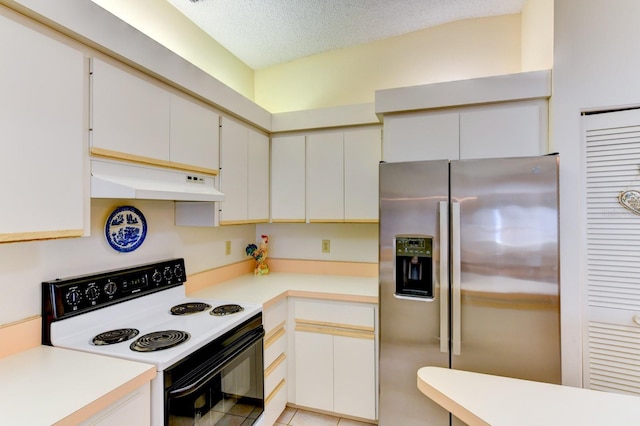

{"left": 0, "top": 11, "right": 85, "bottom": 242}
{"left": 459, "top": 103, "right": 545, "bottom": 159}
{"left": 91, "top": 58, "right": 170, "bottom": 161}
{"left": 294, "top": 330, "right": 333, "bottom": 411}
{"left": 307, "top": 132, "right": 344, "bottom": 222}
{"left": 383, "top": 111, "right": 460, "bottom": 162}
{"left": 271, "top": 135, "right": 306, "bottom": 222}
{"left": 247, "top": 129, "right": 270, "bottom": 222}
{"left": 170, "top": 93, "right": 219, "bottom": 172}
{"left": 334, "top": 335, "right": 376, "bottom": 420}
{"left": 219, "top": 117, "right": 248, "bottom": 224}
{"left": 344, "top": 128, "right": 381, "bottom": 222}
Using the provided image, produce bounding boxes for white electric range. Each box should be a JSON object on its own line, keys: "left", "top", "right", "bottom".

{"left": 42, "top": 258, "right": 264, "bottom": 426}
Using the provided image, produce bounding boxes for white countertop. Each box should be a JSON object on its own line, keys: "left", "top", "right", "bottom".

{"left": 0, "top": 346, "right": 155, "bottom": 426}
{"left": 189, "top": 272, "right": 378, "bottom": 307}
{"left": 417, "top": 366, "right": 640, "bottom": 426}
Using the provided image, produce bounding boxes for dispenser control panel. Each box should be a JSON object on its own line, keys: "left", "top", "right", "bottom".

{"left": 396, "top": 237, "right": 432, "bottom": 257}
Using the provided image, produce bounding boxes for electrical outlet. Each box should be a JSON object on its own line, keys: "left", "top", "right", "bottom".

{"left": 322, "top": 239, "right": 330, "bottom": 253}
{"left": 225, "top": 240, "right": 231, "bottom": 256}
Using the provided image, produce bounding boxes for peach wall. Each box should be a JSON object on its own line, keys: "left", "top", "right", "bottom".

{"left": 521, "top": 0, "right": 554, "bottom": 71}
{"left": 255, "top": 14, "right": 521, "bottom": 113}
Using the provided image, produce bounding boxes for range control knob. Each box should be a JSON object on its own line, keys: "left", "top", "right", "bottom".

{"left": 85, "top": 284, "right": 100, "bottom": 301}
{"left": 104, "top": 279, "right": 118, "bottom": 297}
{"left": 173, "top": 264, "right": 184, "bottom": 280}
{"left": 151, "top": 269, "right": 163, "bottom": 284}
{"left": 163, "top": 268, "right": 173, "bottom": 281}
{"left": 65, "top": 289, "right": 82, "bottom": 307}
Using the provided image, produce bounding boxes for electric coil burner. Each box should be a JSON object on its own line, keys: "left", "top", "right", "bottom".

{"left": 211, "top": 304, "right": 244, "bottom": 316}
{"left": 92, "top": 328, "right": 139, "bottom": 346}
{"left": 41, "top": 258, "right": 264, "bottom": 426}
{"left": 130, "top": 330, "right": 190, "bottom": 352}
{"left": 170, "top": 302, "right": 212, "bottom": 315}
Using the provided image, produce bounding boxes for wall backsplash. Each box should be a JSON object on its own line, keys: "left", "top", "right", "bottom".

{"left": 0, "top": 199, "right": 254, "bottom": 326}
{"left": 0, "top": 201, "right": 379, "bottom": 326}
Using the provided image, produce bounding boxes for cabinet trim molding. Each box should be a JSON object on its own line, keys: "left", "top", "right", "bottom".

{"left": 265, "top": 379, "right": 286, "bottom": 405}
{"left": 0, "top": 229, "right": 83, "bottom": 244}
{"left": 265, "top": 353, "right": 287, "bottom": 377}
{"left": 265, "top": 324, "right": 286, "bottom": 349}
{"left": 219, "top": 218, "right": 268, "bottom": 226}
{"left": 90, "top": 147, "right": 219, "bottom": 176}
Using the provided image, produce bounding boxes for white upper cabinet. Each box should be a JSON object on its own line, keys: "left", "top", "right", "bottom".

{"left": 91, "top": 58, "right": 219, "bottom": 174}
{"left": 383, "top": 111, "right": 459, "bottom": 162}
{"left": 307, "top": 132, "right": 344, "bottom": 222}
{"left": 344, "top": 128, "right": 382, "bottom": 222}
{"left": 219, "top": 117, "right": 269, "bottom": 225}
{"left": 271, "top": 127, "right": 381, "bottom": 223}
{"left": 459, "top": 102, "right": 545, "bottom": 159}
{"left": 247, "top": 129, "right": 270, "bottom": 222}
{"left": 271, "top": 135, "right": 306, "bottom": 222}
{"left": 169, "top": 93, "right": 220, "bottom": 172}
{"left": 91, "top": 58, "right": 171, "bottom": 161}
{"left": 0, "top": 10, "right": 85, "bottom": 242}
{"left": 383, "top": 101, "right": 546, "bottom": 162}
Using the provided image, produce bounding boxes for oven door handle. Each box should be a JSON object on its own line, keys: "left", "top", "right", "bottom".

{"left": 167, "top": 328, "right": 264, "bottom": 399}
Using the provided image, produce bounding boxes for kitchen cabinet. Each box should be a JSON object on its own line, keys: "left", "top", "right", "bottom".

{"left": 383, "top": 100, "right": 546, "bottom": 162}
{"left": 219, "top": 117, "right": 269, "bottom": 225}
{"left": 91, "top": 58, "right": 219, "bottom": 174}
{"left": 271, "top": 135, "right": 306, "bottom": 222}
{"left": 263, "top": 298, "right": 288, "bottom": 426}
{"left": 307, "top": 132, "right": 344, "bottom": 222}
{"left": 0, "top": 8, "right": 85, "bottom": 243}
{"left": 271, "top": 127, "right": 381, "bottom": 223}
{"left": 169, "top": 93, "right": 220, "bottom": 172}
{"left": 79, "top": 384, "right": 150, "bottom": 426}
{"left": 343, "top": 128, "right": 382, "bottom": 221}
{"left": 292, "top": 298, "right": 377, "bottom": 420}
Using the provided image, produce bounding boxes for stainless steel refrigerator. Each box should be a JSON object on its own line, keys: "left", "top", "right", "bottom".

{"left": 378, "top": 155, "right": 561, "bottom": 425}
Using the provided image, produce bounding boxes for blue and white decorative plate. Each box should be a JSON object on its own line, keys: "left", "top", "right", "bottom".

{"left": 105, "top": 206, "right": 147, "bottom": 252}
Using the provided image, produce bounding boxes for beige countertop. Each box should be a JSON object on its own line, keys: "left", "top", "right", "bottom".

{"left": 0, "top": 346, "right": 155, "bottom": 425}
{"left": 189, "top": 272, "right": 379, "bottom": 307}
{"left": 417, "top": 366, "right": 640, "bottom": 426}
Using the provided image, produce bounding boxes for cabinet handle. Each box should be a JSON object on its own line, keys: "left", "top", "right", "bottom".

{"left": 265, "top": 353, "right": 286, "bottom": 377}
{"left": 633, "top": 315, "right": 640, "bottom": 326}
{"left": 265, "top": 379, "right": 286, "bottom": 405}
{"left": 295, "top": 318, "right": 374, "bottom": 332}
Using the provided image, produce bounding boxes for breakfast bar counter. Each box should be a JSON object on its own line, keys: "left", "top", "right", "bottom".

{"left": 417, "top": 366, "right": 640, "bottom": 426}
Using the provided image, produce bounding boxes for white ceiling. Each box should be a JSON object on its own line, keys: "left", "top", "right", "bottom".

{"left": 165, "top": 0, "right": 527, "bottom": 70}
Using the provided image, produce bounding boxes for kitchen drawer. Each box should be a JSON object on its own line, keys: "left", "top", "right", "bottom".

{"left": 294, "top": 299, "right": 374, "bottom": 329}
{"left": 264, "top": 378, "right": 287, "bottom": 426}
{"left": 264, "top": 298, "right": 287, "bottom": 334}
{"left": 265, "top": 352, "right": 287, "bottom": 396}
{"left": 264, "top": 325, "right": 286, "bottom": 368}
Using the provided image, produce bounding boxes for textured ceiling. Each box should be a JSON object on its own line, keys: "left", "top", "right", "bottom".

{"left": 165, "top": 0, "right": 527, "bottom": 70}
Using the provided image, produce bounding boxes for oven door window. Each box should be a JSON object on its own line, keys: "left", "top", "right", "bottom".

{"left": 167, "top": 334, "right": 264, "bottom": 425}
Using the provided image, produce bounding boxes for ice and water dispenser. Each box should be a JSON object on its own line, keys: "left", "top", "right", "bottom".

{"left": 394, "top": 235, "right": 434, "bottom": 299}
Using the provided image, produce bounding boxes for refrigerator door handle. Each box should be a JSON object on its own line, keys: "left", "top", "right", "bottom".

{"left": 452, "top": 201, "right": 461, "bottom": 356}
{"left": 439, "top": 201, "right": 449, "bottom": 353}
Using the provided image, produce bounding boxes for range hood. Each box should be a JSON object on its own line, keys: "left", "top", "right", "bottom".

{"left": 91, "top": 159, "right": 224, "bottom": 202}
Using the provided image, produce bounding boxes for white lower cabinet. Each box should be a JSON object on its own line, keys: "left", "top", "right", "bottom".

{"left": 291, "top": 298, "right": 377, "bottom": 421}
{"left": 80, "top": 384, "right": 151, "bottom": 426}
{"left": 263, "top": 299, "right": 288, "bottom": 425}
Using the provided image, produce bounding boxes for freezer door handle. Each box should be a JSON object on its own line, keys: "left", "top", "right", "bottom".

{"left": 439, "top": 201, "right": 449, "bottom": 353}
{"left": 452, "top": 201, "right": 461, "bottom": 355}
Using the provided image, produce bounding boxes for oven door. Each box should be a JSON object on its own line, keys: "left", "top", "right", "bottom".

{"left": 165, "top": 317, "right": 264, "bottom": 425}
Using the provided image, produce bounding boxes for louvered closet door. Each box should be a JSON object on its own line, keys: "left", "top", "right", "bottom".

{"left": 585, "top": 108, "right": 640, "bottom": 395}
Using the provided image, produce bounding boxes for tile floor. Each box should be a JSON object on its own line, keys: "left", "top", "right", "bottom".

{"left": 274, "top": 407, "right": 376, "bottom": 426}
